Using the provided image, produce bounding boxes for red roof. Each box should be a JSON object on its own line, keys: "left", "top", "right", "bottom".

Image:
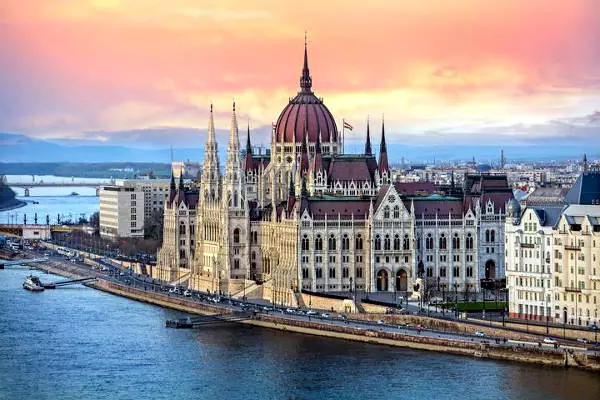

{"left": 394, "top": 182, "right": 437, "bottom": 196}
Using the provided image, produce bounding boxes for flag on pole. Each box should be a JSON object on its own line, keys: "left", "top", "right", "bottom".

{"left": 343, "top": 121, "right": 354, "bottom": 131}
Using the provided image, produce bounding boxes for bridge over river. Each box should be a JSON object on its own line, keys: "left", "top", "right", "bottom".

{"left": 6, "top": 178, "right": 114, "bottom": 196}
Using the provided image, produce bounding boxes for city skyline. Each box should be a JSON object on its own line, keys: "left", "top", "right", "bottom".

{"left": 1, "top": 0, "right": 599, "bottom": 149}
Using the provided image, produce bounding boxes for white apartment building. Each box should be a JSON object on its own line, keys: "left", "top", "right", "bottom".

{"left": 99, "top": 179, "right": 171, "bottom": 238}
{"left": 505, "top": 200, "right": 563, "bottom": 321}
{"left": 99, "top": 185, "right": 144, "bottom": 238}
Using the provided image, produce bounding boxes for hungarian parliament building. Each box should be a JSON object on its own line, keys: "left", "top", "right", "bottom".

{"left": 154, "top": 44, "right": 514, "bottom": 305}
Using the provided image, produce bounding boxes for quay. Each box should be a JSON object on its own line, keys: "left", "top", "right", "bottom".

{"left": 7, "top": 249, "right": 600, "bottom": 372}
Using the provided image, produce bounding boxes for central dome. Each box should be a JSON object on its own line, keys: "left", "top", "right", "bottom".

{"left": 274, "top": 43, "right": 338, "bottom": 144}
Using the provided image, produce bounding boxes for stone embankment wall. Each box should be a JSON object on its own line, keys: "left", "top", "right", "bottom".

{"left": 470, "top": 318, "right": 599, "bottom": 342}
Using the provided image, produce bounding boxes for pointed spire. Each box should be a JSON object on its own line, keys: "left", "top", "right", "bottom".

{"left": 246, "top": 121, "right": 252, "bottom": 155}
{"left": 451, "top": 170, "right": 455, "bottom": 188}
{"left": 178, "top": 169, "right": 184, "bottom": 190}
{"left": 300, "top": 31, "right": 312, "bottom": 93}
{"left": 300, "top": 109, "right": 310, "bottom": 173}
{"left": 170, "top": 173, "right": 176, "bottom": 191}
{"left": 378, "top": 116, "right": 389, "bottom": 174}
{"left": 312, "top": 129, "right": 324, "bottom": 173}
{"left": 584, "top": 153, "right": 589, "bottom": 173}
{"left": 365, "top": 116, "right": 372, "bottom": 155}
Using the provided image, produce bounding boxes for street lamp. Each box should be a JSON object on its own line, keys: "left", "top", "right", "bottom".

{"left": 563, "top": 307, "right": 567, "bottom": 339}
{"left": 454, "top": 282, "right": 458, "bottom": 318}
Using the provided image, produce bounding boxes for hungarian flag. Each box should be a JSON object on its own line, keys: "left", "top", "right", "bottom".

{"left": 343, "top": 121, "right": 353, "bottom": 131}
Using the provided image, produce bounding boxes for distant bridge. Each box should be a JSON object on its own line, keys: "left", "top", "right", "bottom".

{"left": 0, "top": 257, "right": 48, "bottom": 268}
{"left": 6, "top": 179, "right": 114, "bottom": 196}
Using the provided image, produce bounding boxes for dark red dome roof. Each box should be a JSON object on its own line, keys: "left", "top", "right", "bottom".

{"left": 274, "top": 43, "right": 338, "bottom": 144}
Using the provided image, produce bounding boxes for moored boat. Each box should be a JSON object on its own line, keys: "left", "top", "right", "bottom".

{"left": 23, "top": 275, "right": 45, "bottom": 292}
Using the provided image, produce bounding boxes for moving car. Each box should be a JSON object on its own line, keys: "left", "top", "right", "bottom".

{"left": 306, "top": 310, "right": 318, "bottom": 316}
{"left": 474, "top": 331, "right": 486, "bottom": 337}
{"left": 377, "top": 320, "right": 385, "bottom": 325}
{"left": 543, "top": 337, "right": 557, "bottom": 344}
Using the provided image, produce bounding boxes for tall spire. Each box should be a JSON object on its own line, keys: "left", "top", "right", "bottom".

{"left": 378, "top": 116, "right": 389, "bottom": 174}
{"left": 201, "top": 103, "right": 221, "bottom": 202}
{"left": 289, "top": 170, "right": 295, "bottom": 198}
{"left": 246, "top": 121, "right": 252, "bottom": 155}
{"left": 312, "top": 130, "right": 324, "bottom": 173}
{"left": 583, "top": 153, "right": 589, "bottom": 173}
{"left": 365, "top": 116, "right": 372, "bottom": 155}
{"left": 300, "top": 108, "right": 310, "bottom": 173}
{"left": 178, "top": 169, "right": 184, "bottom": 190}
{"left": 300, "top": 31, "right": 312, "bottom": 93}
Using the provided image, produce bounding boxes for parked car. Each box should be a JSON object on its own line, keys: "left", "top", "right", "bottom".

{"left": 377, "top": 320, "right": 385, "bottom": 325}
{"left": 306, "top": 310, "right": 318, "bottom": 316}
{"left": 474, "top": 331, "right": 486, "bottom": 337}
{"left": 285, "top": 308, "right": 296, "bottom": 314}
{"left": 543, "top": 337, "right": 558, "bottom": 344}
{"left": 321, "top": 313, "right": 331, "bottom": 319}
{"left": 183, "top": 290, "right": 192, "bottom": 297}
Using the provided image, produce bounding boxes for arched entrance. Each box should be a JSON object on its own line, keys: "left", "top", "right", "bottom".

{"left": 485, "top": 260, "right": 496, "bottom": 280}
{"left": 376, "top": 269, "right": 389, "bottom": 291}
{"left": 396, "top": 270, "right": 408, "bottom": 292}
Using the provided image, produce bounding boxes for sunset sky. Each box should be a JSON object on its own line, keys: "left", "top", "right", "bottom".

{"left": 1, "top": 0, "right": 599, "bottom": 148}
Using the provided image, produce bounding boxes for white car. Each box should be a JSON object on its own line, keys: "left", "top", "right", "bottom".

{"left": 474, "top": 331, "right": 486, "bottom": 337}
{"left": 183, "top": 290, "right": 192, "bottom": 297}
{"left": 285, "top": 308, "right": 295, "bottom": 314}
{"left": 321, "top": 313, "right": 331, "bottom": 319}
{"left": 306, "top": 310, "right": 318, "bottom": 316}
{"left": 377, "top": 320, "right": 385, "bottom": 325}
{"left": 543, "top": 337, "right": 557, "bottom": 344}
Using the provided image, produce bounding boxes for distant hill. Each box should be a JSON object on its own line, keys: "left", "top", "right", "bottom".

{"left": 0, "top": 132, "right": 595, "bottom": 164}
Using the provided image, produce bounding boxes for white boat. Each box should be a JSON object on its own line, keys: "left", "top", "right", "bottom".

{"left": 23, "top": 275, "right": 45, "bottom": 292}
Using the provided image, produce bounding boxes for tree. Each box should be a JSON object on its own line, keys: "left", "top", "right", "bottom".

{"left": 144, "top": 209, "right": 164, "bottom": 242}
{"left": 89, "top": 212, "right": 100, "bottom": 228}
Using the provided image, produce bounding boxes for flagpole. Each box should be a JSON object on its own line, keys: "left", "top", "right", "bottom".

{"left": 342, "top": 118, "right": 345, "bottom": 154}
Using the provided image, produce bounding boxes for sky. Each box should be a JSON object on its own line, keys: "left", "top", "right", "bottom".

{"left": 1, "top": 0, "right": 599, "bottom": 149}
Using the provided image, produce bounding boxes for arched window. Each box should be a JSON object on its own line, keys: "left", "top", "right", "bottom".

{"left": 490, "top": 230, "right": 496, "bottom": 243}
{"left": 383, "top": 206, "right": 390, "bottom": 219}
{"left": 328, "top": 234, "right": 337, "bottom": 251}
{"left": 439, "top": 234, "right": 447, "bottom": 250}
{"left": 342, "top": 234, "right": 350, "bottom": 251}
{"left": 301, "top": 234, "right": 310, "bottom": 251}
{"left": 384, "top": 234, "right": 391, "bottom": 250}
{"left": 403, "top": 234, "right": 410, "bottom": 250}
{"left": 426, "top": 234, "right": 434, "bottom": 250}
{"left": 355, "top": 235, "right": 363, "bottom": 250}
{"left": 233, "top": 228, "right": 240, "bottom": 244}
{"left": 393, "top": 205, "right": 400, "bottom": 219}
{"left": 485, "top": 229, "right": 490, "bottom": 243}
{"left": 315, "top": 235, "right": 323, "bottom": 251}
{"left": 375, "top": 235, "right": 381, "bottom": 251}
{"left": 234, "top": 259, "right": 240, "bottom": 269}
{"left": 452, "top": 233, "right": 460, "bottom": 250}
{"left": 466, "top": 233, "right": 474, "bottom": 249}
{"left": 179, "top": 223, "right": 186, "bottom": 235}
{"left": 393, "top": 234, "right": 400, "bottom": 250}
{"left": 416, "top": 236, "right": 421, "bottom": 250}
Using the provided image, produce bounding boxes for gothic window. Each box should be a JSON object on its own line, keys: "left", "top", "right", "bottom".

{"left": 251, "top": 251, "right": 256, "bottom": 261}
{"left": 302, "top": 268, "right": 309, "bottom": 279}
{"left": 179, "top": 223, "right": 186, "bottom": 235}
{"left": 439, "top": 234, "right": 447, "bottom": 250}
{"left": 329, "top": 268, "right": 336, "bottom": 279}
{"left": 302, "top": 234, "right": 310, "bottom": 251}
{"left": 490, "top": 230, "right": 496, "bottom": 243}
{"left": 485, "top": 229, "right": 490, "bottom": 243}
{"left": 375, "top": 235, "right": 381, "bottom": 251}
{"left": 393, "top": 205, "right": 400, "bottom": 219}
{"left": 452, "top": 233, "right": 460, "bottom": 250}
{"left": 486, "top": 201, "right": 494, "bottom": 214}
{"left": 328, "top": 234, "right": 337, "bottom": 251}
{"left": 426, "top": 234, "right": 434, "bottom": 250}
{"left": 315, "top": 235, "right": 323, "bottom": 251}
{"left": 342, "top": 234, "right": 350, "bottom": 251}
{"left": 383, "top": 206, "right": 390, "bottom": 219}
{"left": 416, "top": 236, "right": 421, "bottom": 250}
{"left": 426, "top": 267, "right": 433, "bottom": 277}
{"left": 466, "top": 233, "right": 474, "bottom": 249}
{"left": 179, "top": 249, "right": 186, "bottom": 259}
{"left": 234, "top": 259, "right": 240, "bottom": 269}
{"left": 440, "top": 267, "right": 446, "bottom": 277}
{"left": 355, "top": 235, "right": 363, "bottom": 250}
{"left": 393, "top": 234, "right": 400, "bottom": 251}
{"left": 384, "top": 234, "right": 391, "bottom": 250}
{"left": 403, "top": 234, "right": 410, "bottom": 250}
{"left": 316, "top": 268, "right": 323, "bottom": 279}
{"left": 233, "top": 228, "right": 240, "bottom": 244}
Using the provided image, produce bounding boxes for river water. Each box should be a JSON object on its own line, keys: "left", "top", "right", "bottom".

{"left": 1, "top": 267, "right": 599, "bottom": 400}
{"left": 1, "top": 175, "right": 100, "bottom": 225}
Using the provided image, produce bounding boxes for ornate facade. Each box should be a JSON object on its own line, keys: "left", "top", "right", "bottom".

{"left": 155, "top": 42, "right": 514, "bottom": 305}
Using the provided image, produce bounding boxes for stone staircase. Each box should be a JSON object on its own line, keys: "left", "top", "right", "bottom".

{"left": 231, "top": 279, "right": 265, "bottom": 300}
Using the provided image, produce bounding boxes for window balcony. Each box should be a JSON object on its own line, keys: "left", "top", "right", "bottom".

{"left": 564, "top": 245, "right": 581, "bottom": 251}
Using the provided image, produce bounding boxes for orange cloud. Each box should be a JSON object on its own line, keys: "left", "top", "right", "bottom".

{"left": 1, "top": 0, "right": 599, "bottom": 144}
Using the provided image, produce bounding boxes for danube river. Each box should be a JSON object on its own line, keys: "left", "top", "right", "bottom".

{"left": 1, "top": 175, "right": 100, "bottom": 224}
{"left": 1, "top": 268, "right": 599, "bottom": 400}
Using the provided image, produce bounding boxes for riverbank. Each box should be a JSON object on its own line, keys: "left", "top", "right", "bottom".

{"left": 17, "top": 253, "right": 600, "bottom": 373}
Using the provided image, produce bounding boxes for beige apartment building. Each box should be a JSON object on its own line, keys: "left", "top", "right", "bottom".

{"left": 553, "top": 205, "right": 600, "bottom": 327}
